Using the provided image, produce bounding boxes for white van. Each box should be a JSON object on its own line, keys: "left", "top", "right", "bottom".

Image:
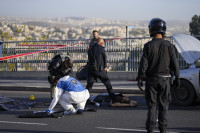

{"left": 171, "top": 34, "right": 200, "bottom": 106}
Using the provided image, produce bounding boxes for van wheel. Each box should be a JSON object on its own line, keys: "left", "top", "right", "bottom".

{"left": 171, "top": 79, "right": 196, "bottom": 106}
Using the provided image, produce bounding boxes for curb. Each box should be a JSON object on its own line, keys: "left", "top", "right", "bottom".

{"left": 0, "top": 86, "right": 144, "bottom": 94}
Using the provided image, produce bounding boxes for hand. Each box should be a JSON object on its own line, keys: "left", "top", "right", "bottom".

{"left": 137, "top": 77, "right": 144, "bottom": 91}
{"left": 173, "top": 77, "right": 180, "bottom": 88}
{"left": 45, "top": 109, "right": 54, "bottom": 114}
{"left": 104, "top": 67, "right": 107, "bottom": 72}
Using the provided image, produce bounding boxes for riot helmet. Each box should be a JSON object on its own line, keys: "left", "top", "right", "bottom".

{"left": 148, "top": 18, "right": 166, "bottom": 37}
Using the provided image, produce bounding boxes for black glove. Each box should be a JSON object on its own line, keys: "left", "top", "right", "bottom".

{"left": 173, "top": 77, "right": 180, "bottom": 88}
{"left": 137, "top": 77, "right": 144, "bottom": 91}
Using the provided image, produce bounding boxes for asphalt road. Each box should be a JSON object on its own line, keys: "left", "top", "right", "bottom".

{"left": 0, "top": 78, "right": 142, "bottom": 94}
{"left": 0, "top": 91, "right": 200, "bottom": 133}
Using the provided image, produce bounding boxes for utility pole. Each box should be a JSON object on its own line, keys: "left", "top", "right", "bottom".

{"left": 0, "top": 41, "right": 2, "bottom": 58}
{"left": 125, "top": 26, "right": 129, "bottom": 71}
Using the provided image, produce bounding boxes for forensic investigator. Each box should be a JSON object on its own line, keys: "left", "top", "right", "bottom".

{"left": 86, "top": 38, "right": 117, "bottom": 103}
{"left": 46, "top": 56, "right": 90, "bottom": 115}
{"left": 137, "top": 18, "right": 180, "bottom": 133}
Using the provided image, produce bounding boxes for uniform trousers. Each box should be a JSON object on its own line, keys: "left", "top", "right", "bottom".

{"left": 86, "top": 69, "right": 116, "bottom": 101}
{"left": 145, "top": 76, "right": 171, "bottom": 132}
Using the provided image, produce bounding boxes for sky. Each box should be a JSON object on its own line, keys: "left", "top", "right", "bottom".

{"left": 0, "top": 0, "right": 199, "bottom": 21}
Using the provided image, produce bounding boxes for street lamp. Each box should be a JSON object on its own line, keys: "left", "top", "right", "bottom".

{"left": 125, "top": 26, "right": 134, "bottom": 71}
{"left": 0, "top": 41, "right": 2, "bottom": 58}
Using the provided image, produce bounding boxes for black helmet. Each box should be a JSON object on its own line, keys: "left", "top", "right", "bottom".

{"left": 148, "top": 18, "right": 166, "bottom": 37}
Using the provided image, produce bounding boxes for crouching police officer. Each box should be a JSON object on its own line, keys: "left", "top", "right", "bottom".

{"left": 48, "top": 53, "right": 73, "bottom": 99}
{"left": 138, "top": 18, "right": 180, "bottom": 133}
{"left": 86, "top": 38, "right": 117, "bottom": 103}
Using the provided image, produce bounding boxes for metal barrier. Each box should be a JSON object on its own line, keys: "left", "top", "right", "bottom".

{"left": 0, "top": 37, "right": 188, "bottom": 71}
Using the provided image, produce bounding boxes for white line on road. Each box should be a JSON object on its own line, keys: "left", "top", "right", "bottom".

{"left": 0, "top": 121, "right": 48, "bottom": 126}
{"left": 96, "top": 127, "right": 179, "bottom": 133}
{"left": 96, "top": 127, "right": 159, "bottom": 132}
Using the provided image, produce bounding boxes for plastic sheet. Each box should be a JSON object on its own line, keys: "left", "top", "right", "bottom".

{"left": 0, "top": 96, "right": 36, "bottom": 111}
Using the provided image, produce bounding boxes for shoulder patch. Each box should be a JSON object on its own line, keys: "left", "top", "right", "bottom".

{"left": 71, "top": 79, "right": 77, "bottom": 84}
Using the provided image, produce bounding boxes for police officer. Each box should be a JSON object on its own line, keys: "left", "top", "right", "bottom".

{"left": 48, "top": 53, "right": 73, "bottom": 99}
{"left": 89, "top": 30, "right": 101, "bottom": 82}
{"left": 86, "top": 38, "right": 116, "bottom": 102}
{"left": 137, "top": 18, "right": 180, "bottom": 133}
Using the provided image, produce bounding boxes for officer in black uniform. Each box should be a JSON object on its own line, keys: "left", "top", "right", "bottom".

{"left": 86, "top": 38, "right": 116, "bottom": 102}
{"left": 137, "top": 18, "right": 180, "bottom": 133}
{"left": 88, "top": 30, "right": 101, "bottom": 82}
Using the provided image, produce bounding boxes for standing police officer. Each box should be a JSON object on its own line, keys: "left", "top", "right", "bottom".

{"left": 86, "top": 38, "right": 116, "bottom": 103}
{"left": 137, "top": 18, "right": 180, "bottom": 133}
{"left": 89, "top": 30, "right": 101, "bottom": 82}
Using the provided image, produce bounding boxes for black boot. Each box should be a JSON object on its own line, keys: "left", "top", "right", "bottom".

{"left": 160, "top": 129, "right": 166, "bottom": 133}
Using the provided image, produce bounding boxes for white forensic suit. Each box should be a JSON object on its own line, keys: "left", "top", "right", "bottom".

{"left": 48, "top": 75, "right": 90, "bottom": 114}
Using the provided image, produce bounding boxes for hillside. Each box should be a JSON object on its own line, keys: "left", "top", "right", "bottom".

{"left": 0, "top": 16, "right": 190, "bottom": 41}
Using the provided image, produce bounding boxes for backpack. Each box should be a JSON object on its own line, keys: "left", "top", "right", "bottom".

{"left": 76, "top": 64, "right": 89, "bottom": 80}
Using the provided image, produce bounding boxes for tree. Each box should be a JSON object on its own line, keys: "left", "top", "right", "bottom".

{"left": 189, "top": 15, "right": 200, "bottom": 38}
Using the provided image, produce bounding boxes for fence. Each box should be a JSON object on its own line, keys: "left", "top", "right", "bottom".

{"left": 0, "top": 37, "right": 188, "bottom": 71}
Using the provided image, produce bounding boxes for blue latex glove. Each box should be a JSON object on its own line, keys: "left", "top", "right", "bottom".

{"left": 45, "top": 109, "right": 54, "bottom": 114}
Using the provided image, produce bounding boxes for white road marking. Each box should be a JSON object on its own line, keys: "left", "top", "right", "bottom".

{"left": 96, "top": 127, "right": 179, "bottom": 133}
{"left": 96, "top": 127, "right": 159, "bottom": 132}
{"left": 0, "top": 121, "right": 48, "bottom": 126}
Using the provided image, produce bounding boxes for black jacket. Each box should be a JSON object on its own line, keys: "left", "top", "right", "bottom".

{"left": 138, "top": 38, "right": 179, "bottom": 78}
{"left": 88, "top": 43, "right": 107, "bottom": 69}
{"left": 89, "top": 38, "right": 99, "bottom": 48}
